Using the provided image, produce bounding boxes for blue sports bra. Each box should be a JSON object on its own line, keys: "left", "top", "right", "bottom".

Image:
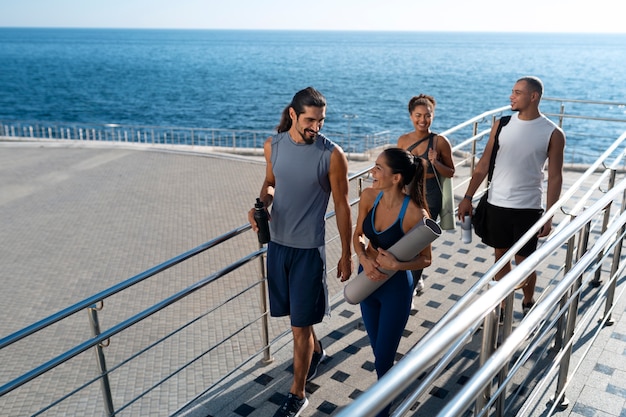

{"left": 362, "top": 192, "right": 410, "bottom": 251}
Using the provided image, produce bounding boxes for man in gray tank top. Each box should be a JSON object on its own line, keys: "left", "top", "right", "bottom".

{"left": 248, "top": 87, "right": 353, "bottom": 417}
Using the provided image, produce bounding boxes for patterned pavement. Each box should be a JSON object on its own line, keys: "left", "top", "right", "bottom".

{"left": 0, "top": 140, "right": 625, "bottom": 417}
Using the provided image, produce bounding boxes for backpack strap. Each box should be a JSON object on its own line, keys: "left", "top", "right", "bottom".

{"left": 487, "top": 116, "right": 511, "bottom": 184}
{"left": 406, "top": 133, "right": 434, "bottom": 153}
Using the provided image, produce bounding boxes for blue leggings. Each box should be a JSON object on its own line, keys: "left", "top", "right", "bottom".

{"left": 360, "top": 267, "right": 413, "bottom": 415}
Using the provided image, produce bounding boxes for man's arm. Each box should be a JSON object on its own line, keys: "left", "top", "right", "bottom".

{"left": 457, "top": 121, "right": 499, "bottom": 221}
{"left": 329, "top": 147, "right": 353, "bottom": 282}
{"left": 248, "top": 137, "right": 275, "bottom": 231}
{"left": 539, "top": 128, "right": 565, "bottom": 237}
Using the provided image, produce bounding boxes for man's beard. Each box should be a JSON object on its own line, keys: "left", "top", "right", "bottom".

{"left": 301, "top": 129, "right": 317, "bottom": 144}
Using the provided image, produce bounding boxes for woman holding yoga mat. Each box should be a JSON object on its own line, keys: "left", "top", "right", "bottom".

{"left": 352, "top": 147, "right": 432, "bottom": 417}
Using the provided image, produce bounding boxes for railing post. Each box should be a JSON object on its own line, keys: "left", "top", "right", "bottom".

{"left": 476, "top": 280, "right": 506, "bottom": 415}
{"left": 493, "top": 290, "right": 515, "bottom": 417}
{"left": 554, "top": 221, "right": 576, "bottom": 350}
{"left": 470, "top": 121, "right": 479, "bottom": 175}
{"left": 87, "top": 302, "right": 115, "bottom": 417}
{"left": 592, "top": 168, "right": 617, "bottom": 286}
{"left": 601, "top": 189, "right": 626, "bottom": 325}
{"left": 476, "top": 310, "right": 496, "bottom": 413}
{"left": 552, "top": 219, "right": 591, "bottom": 410}
{"left": 258, "top": 244, "right": 274, "bottom": 365}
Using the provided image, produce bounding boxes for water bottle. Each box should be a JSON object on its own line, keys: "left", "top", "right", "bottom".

{"left": 461, "top": 213, "right": 472, "bottom": 244}
{"left": 253, "top": 198, "right": 271, "bottom": 244}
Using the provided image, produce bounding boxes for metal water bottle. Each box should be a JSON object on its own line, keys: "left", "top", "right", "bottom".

{"left": 253, "top": 198, "right": 271, "bottom": 244}
{"left": 461, "top": 213, "right": 472, "bottom": 244}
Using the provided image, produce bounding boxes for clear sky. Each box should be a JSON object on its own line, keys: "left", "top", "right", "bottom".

{"left": 0, "top": 0, "right": 623, "bottom": 33}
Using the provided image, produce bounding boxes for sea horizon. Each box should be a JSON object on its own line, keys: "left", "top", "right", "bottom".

{"left": 1, "top": 28, "right": 625, "bottom": 162}
{"left": 3, "top": 26, "right": 626, "bottom": 34}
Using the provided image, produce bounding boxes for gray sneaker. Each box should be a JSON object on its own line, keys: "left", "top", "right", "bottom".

{"left": 414, "top": 277, "right": 425, "bottom": 296}
{"left": 273, "top": 393, "right": 308, "bottom": 417}
{"left": 306, "top": 341, "right": 327, "bottom": 381}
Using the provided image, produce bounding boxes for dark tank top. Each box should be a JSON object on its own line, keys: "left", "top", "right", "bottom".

{"left": 362, "top": 192, "right": 410, "bottom": 250}
{"left": 411, "top": 133, "right": 436, "bottom": 176}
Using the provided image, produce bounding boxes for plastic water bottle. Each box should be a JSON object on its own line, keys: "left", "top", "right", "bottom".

{"left": 253, "top": 198, "right": 271, "bottom": 244}
{"left": 461, "top": 214, "right": 472, "bottom": 244}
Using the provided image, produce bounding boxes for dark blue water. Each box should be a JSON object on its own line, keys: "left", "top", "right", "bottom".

{"left": 1, "top": 28, "right": 625, "bottom": 161}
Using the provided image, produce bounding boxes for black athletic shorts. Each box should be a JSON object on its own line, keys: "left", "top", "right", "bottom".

{"left": 481, "top": 202, "right": 543, "bottom": 257}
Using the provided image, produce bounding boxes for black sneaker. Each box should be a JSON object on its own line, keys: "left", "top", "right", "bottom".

{"left": 306, "top": 341, "right": 327, "bottom": 381}
{"left": 273, "top": 393, "right": 308, "bottom": 417}
{"left": 522, "top": 300, "right": 536, "bottom": 317}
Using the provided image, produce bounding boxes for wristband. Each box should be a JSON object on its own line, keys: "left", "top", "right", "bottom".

{"left": 464, "top": 194, "right": 473, "bottom": 201}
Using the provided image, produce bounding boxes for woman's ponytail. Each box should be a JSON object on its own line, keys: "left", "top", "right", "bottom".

{"left": 381, "top": 148, "right": 429, "bottom": 216}
{"left": 408, "top": 155, "right": 429, "bottom": 216}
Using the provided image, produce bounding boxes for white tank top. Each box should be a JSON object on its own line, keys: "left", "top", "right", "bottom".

{"left": 489, "top": 113, "right": 558, "bottom": 209}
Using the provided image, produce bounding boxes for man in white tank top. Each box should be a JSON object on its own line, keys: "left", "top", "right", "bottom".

{"left": 457, "top": 76, "right": 566, "bottom": 318}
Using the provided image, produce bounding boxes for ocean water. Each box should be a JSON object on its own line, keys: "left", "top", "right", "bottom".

{"left": 1, "top": 28, "right": 625, "bottom": 162}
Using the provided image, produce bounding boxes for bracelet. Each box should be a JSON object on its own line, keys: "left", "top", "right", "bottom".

{"left": 464, "top": 194, "right": 473, "bottom": 200}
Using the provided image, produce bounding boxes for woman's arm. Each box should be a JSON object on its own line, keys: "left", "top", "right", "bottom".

{"left": 375, "top": 246, "right": 432, "bottom": 272}
{"left": 352, "top": 188, "right": 387, "bottom": 281}
{"left": 428, "top": 134, "right": 455, "bottom": 178}
{"left": 375, "top": 205, "right": 432, "bottom": 272}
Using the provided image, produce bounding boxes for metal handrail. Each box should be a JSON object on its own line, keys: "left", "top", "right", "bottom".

{"left": 337, "top": 174, "right": 626, "bottom": 417}
{"left": 0, "top": 120, "right": 392, "bottom": 156}
{"left": 0, "top": 177, "right": 368, "bottom": 411}
{"left": 438, "top": 187, "right": 626, "bottom": 417}
{"left": 335, "top": 131, "right": 626, "bottom": 417}
{"left": 2, "top": 104, "right": 626, "bottom": 416}
{"left": 0, "top": 224, "right": 251, "bottom": 351}
{"left": 0, "top": 231, "right": 258, "bottom": 397}
{"left": 543, "top": 97, "right": 626, "bottom": 106}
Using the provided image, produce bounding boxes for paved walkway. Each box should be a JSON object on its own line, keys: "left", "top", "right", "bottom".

{"left": 0, "top": 140, "right": 625, "bottom": 417}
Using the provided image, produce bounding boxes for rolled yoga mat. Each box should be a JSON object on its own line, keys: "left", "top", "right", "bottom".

{"left": 344, "top": 217, "right": 442, "bottom": 304}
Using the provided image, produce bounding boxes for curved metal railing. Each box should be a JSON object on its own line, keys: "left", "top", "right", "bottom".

{"left": 1, "top": 104, "right": 626, "bottom": 416}
{"left": 336, "top": 130, "right": 626, "bottom": 417}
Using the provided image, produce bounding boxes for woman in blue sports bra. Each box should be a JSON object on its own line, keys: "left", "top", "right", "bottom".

{"left": 352, "top": 147, "right": 432, "bottom": 417}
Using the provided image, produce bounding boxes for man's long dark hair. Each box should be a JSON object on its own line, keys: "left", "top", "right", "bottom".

{"left": 276, "top": 87, "right": 326, "bottom": 133}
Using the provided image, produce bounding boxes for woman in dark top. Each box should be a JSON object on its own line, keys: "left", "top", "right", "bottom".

{"left": 352, "top": 147, "right": 432, "bottom": 417}
{"left": 397, "top": 94, "right": 454, "bottom": 295}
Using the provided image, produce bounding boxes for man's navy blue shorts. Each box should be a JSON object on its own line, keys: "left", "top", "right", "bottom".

{"left": 482, "top": 202, "right": 543, "bottom": 257}
{"left": 266, "top": 242, "right": 327, "bottom": 327}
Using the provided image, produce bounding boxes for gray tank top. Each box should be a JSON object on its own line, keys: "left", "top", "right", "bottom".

{"left": 269, "top": 131, "right": 336, "bottom": 248}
